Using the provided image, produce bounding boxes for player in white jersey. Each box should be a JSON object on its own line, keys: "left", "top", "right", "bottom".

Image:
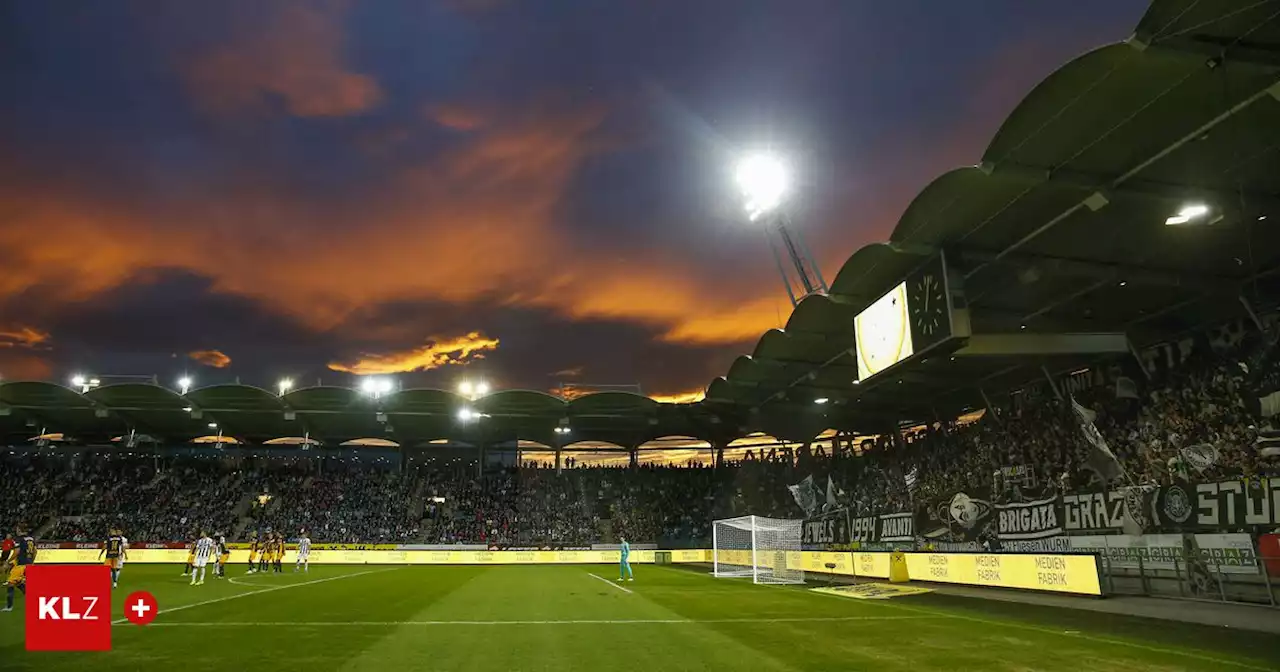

{"left": 294, "top": 530, "right": 311, "bottom": 573}
{"left": 190, "top": 531, "right": 216, "bottom": 586}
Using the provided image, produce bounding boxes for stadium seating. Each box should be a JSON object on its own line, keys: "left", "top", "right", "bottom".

{"left": 5, "top": 321, "right": 1278, "bottom": 545}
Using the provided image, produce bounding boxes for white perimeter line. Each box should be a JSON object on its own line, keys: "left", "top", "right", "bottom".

{"left": 587, "top": 572, "right": 632, "bottom": 594}
{"left": 127, "top": 615, "right": 939, "bottom": 627}
{"left": 112, "top": 567, "right": 399, "bottom": 625}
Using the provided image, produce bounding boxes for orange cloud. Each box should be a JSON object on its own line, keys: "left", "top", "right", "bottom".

{"left": 552, "top": 366, "right": 583, "bottom": 378}
{"left": 426, "top": 103, "right": 486, "bottom": 131}
{"left": 0, "top": 95, "right": 787, "bottom": 361}
{"left": 0, "top": 326, "right": 51, "bottom": 349}
{"left": 185, "top": 1, "right": 382, "bottom": 118}
{"left": 188, "top": 349, "right": 232, "bottom": 368}
{"left": 648, "top": 390, "right": 706, "bottom": 404}
{"left": 328, "top": 331, "right": 500, "bottom": 375}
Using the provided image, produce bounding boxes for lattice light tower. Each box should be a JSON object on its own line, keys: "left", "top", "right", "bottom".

{"left": 735, "top": 153, "right": 828, "bottom": 307}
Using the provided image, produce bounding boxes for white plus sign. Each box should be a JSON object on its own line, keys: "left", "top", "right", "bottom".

{"left": 132, "top": 599, "right": 151, "bottom": 619}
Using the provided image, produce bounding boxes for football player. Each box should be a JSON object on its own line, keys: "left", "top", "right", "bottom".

{"left": 3, "top": 524, "right": 35, "bottom": 612}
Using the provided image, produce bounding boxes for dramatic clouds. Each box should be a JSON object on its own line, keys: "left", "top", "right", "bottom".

{"left": 0, "top": 0, "right": 1147, "bottom": 393}
{"left": 329, "top": 332, "right": 500, "bottom": 375}
{"left": 184, "top": 1, "right": 383, "bottom": 118}
{"left": 188, "top": 350, "right": 233, "bottom": 369}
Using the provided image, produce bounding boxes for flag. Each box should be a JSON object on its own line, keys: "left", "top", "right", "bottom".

{"left": 1260, "top": 391, "right": 1280, "bottom": 418}
{"left": 825, "top": 475, "right": 839, "bottom": 510}
{"left": 904, "top": 466, "right": 918, "bottom": 494}
{"left": 1179, "top": 443, "right": 1219, "bottom": 473}
{"left": 1257, "top": 428, "right": 1280, "bottom": 458}
{"left": 1070, "top": 397, "right": 1126, "bottom": 482}
{"left": 1115, "top": 376, "right": 1139, "bottom": 400}
{"left": 788, "top": 475, "right": 819, "bottom": 516}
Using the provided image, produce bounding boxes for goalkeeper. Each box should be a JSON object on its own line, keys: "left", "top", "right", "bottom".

{"left": 617, "top": 535, "right": 634, "bottom": 582}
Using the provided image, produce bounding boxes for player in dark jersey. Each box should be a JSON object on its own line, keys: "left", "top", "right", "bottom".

{"left": 99, "top": 527, "right": 127, "bottom": 589}
{"left": 3, "top": 524, "right": 35, "bottom": 612}
{"left": 273, "top": 533, "right": 285, "bottom": 573}
{"left": 216, "top": 533, "right": 230, "bottom": 578}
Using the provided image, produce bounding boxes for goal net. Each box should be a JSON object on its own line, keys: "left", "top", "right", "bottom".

{"left": 712, "top": 515, "right": 804, "bottom": 584}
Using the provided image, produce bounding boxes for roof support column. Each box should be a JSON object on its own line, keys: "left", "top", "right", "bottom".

{"left": 629, "top": 445, "right": 638, "bottom": 468}
{"left": 477, "top": 441, "right": 485, "bottom": 478}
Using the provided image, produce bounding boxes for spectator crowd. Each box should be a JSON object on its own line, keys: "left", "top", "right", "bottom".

{"left": 3, "top": 319, "right": 1278, "bottom": 546}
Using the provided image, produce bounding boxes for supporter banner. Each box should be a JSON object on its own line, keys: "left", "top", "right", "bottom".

{"left": 995, "top": 496, "right": 1062, "bottom": 541}
{"left": 999, "top": 537, "right": 1070, "bottom": 553}
{"left": 803, "top": 509, "right": 851, "bottom": 549}
{"left": 918, "top": 490, "right": 994, "bottom": 543}
{"left": 877, "top": 512, "right": 914, "bottom": 543}
{"left": 850, "top": 514, "right": 877, "bottom": 544}
{"left": 1164, "top": 478, "right": 1280, "bottom": 530}
{"left": 1069, "top": 533, "right": 1258, "bottom": 575}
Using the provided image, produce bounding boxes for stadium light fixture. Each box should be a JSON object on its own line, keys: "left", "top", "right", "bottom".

{"left": 814, "top": 397, "right": 829, "bottom": 405}
{"left": 361, "top": 376, "right": 394, "bottom": 398}
{"left": 207, "top": 422, "right": 217, "bottom": 429}
{"left": 474, "top": 381, "right": 489, "bottom": 396}
{"left": 71, "top": 375, "right": 86, "bottom": 387}
{"left": 278, "top": 378, "right": 293, "bottom": 396}
{"left": 1165, "top": 203, "right": 1210, "bottom": 226}
{"left": 735, "top": 152, "right": 789, "bottom": 221}
{"left": 457, "top": 381, "right": 472, "bottom": 396}
{"left": 457, "top": 407, "right": 476, "bottom": 422}
{"left": 178, "top": 377, "right": 192, "bottom": 395}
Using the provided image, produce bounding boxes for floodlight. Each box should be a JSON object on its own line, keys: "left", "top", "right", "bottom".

{"left": 278, "top": 378, "right": 293, "bottom": 395}
{"left": 71, "top": 375, "right": 86, "bottom": 387}
{"left": 1165, "top": 203, "right": 1210, "bottom": 226}
{"left": 474, "top": 381, "right": 489, "bottom": 396}
{"left": 814, "top": 397, "right": 829, "bottom": 405}
{"left": 361, "top": 378, "right": 378, "bottom": 394}
{"left": 735, "top": 153, "right": 789, "bottom": 221}
{"left": 377, "top": 378, "right": 393, "bottom": 394}
{"left": 178, "top": 377, "right": 192, "bottom": 394}
{"left": 207, "top": 422, "right": 218, "bottom": 429}
{"left": 458, "top": 381, "right": 473, "bottom": 396}
{"left": 458, "top": 407, "right": 475, "bottom": 421}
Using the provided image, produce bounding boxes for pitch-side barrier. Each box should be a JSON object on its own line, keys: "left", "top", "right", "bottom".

{"left": 36, "top": 547, "right": 1102, "bottom": 595}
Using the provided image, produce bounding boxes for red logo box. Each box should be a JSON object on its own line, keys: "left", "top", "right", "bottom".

{"left": 25, "top": 565, "right": 112, "bottom": 651}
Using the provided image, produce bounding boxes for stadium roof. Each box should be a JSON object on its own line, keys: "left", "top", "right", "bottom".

{"left": 0, "top": 382, "right": 746, "bottom": 449}
{"left": 3, "top": 1, "right": 1278, "bottom": 450}
{"left": 703, "top": 0, "right": 1280, "bottom": 426}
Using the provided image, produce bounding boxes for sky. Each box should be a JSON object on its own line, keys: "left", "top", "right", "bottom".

{"left": 0, "top": 0, "right": 1149, "bottom": 400}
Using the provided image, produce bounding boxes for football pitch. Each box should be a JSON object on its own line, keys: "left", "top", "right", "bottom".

{"left": 3, "top": 564, "right": 1278, "bottom": 671}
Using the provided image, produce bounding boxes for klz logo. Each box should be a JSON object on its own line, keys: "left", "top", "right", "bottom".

{"left": 26, "top": 565, "right": 112, "bottom": 651}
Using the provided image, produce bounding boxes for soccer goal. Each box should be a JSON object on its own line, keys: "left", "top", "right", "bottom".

{"left": 712, "top": 515, "right": 804, "bottom": 584}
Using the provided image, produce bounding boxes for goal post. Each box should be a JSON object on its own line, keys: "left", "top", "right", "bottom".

{"left": 712, "top": 515, "right": 804, "bottom": 584}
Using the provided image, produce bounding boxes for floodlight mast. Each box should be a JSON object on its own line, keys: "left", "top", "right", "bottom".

{"left": 735, "top": 153, "right": 828, "bottom": 307}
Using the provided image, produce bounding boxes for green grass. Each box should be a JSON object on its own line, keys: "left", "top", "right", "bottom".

{"left": 3, "top": 563, "right": 1278, "bottom": 671}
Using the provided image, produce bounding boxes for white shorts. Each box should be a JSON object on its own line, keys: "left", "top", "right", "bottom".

{"left": 297, "top": 551, "right": 309, "bottom": 561}
{"left": 194, "top": 557, "right": 210, "bottom": 568}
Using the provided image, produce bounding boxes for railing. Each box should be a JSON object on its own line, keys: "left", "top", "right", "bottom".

{"left": 1098, "top": 553, "right": 1279, "bottom": 608}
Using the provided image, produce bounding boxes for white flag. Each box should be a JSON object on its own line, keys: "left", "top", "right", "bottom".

{"left": 825, "top": 475, "right": 839, "bottom": 510}
{"left": 1070, "top": 397, "right": 1125, "bottom": 482}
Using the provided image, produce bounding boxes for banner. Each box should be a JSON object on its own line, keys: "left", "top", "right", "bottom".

{"left": 877, "top": 512, "right": 914, "bottom": 543}
{"left": 802, "top": 509, "right": 851, "bottom": 549}
{"left": 903, "top": 552, "right": 1103, "bottom": 596}
{"left": 995, "top": 496, "right": 1062, "bottom": 541}
{"left": 918, "top": 490, "right": 994, "bottom": 543}
{"left": 1069, "top": 533, "right": 1258, "bottom": 575}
